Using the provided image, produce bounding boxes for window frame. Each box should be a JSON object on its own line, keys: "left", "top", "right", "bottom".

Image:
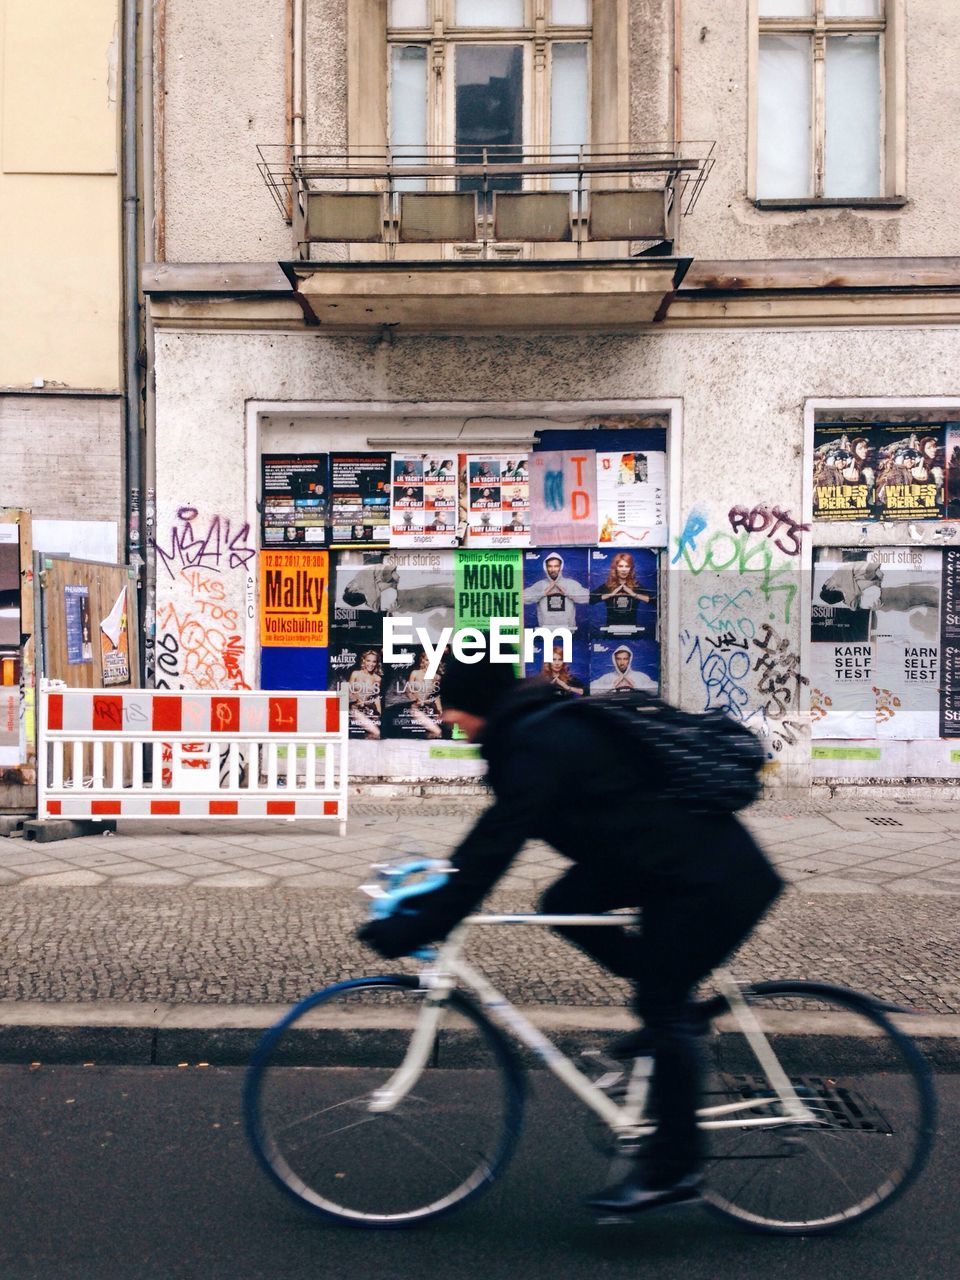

{"left": 748, "top": 0, "right": 906, "bottom": 208}
{"left": 348, "top": 0, "right": 626, "bottom": 175}
{"left": 387, "top": 0, "right": 592, "bottom": 182}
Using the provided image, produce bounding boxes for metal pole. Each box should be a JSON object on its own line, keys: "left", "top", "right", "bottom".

{"left": 121, "top": 1, "right": 143, "bottom": 593}
{"left": 142, "top": 1, "right": 157, "bottom": 686}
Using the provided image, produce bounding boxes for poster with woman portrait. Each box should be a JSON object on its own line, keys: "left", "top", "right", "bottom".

{"left": 528, "top": 639, "right": 590, "bottom": 695}
{"left": 588, "top": 549, "right": 658, "bottom": 639}
{"left": 381, "top": 646, "right": 451, "bottom": 740}
{"left": 328, "top": 642, "right": 383, "bottom": 740}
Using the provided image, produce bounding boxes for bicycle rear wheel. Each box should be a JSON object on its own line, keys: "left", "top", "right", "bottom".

{"left": 700, "top": 980, "right": 936, "bottom": 1235}
{"left": 244, "top": 975, "right": 525, "bottom": 1228}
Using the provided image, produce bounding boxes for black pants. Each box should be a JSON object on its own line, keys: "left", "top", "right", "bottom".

{"left": 539, "top": 816, "right": 783, "bottom": 1171}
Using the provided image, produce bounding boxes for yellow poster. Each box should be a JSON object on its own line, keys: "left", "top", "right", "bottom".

{"left": 259, "top": 550, "right": 329, "bottom": 648}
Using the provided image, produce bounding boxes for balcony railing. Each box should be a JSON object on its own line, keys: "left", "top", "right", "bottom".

{"left": 256, "top": 143, "right": 715, "bottom": 261}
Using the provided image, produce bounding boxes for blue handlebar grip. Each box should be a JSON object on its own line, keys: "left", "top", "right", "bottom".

{"left": 370, "top": 860, "right": 451, "bottom": 921}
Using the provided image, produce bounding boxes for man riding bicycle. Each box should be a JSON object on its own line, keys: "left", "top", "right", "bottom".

{"left": 358, "top": 655, "right": 783, "bottom": 1214}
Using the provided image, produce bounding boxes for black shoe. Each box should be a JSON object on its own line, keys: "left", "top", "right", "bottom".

{"left": 588, "top": 1169, "right": 703, "bottom": 1215}
{"left": 605, "top": 1028, "right": 655, "bottom": 1060}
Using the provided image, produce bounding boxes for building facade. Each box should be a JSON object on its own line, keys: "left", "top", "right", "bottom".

{"left": 143, "top": 0, "right": 960, "bottom": 793}
{"left": 0, "top": 0, "right": 129, "bottom": 807}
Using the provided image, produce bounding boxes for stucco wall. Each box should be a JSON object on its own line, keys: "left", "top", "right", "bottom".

{"left": 681, "top": 0, "right": 960, "bottom": 261}
{"left": 152, "top": 322, "right": 960, "bottom": 785}
{"left": 162, "top": 0, "right": 289, "bottom": 262}
{"left": 159, "top": 0, "right": 960, "bottom": 265}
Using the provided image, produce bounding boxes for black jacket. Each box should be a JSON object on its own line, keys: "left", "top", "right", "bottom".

{"left": 394, "top": 683, "right": 750, "bottom": 949}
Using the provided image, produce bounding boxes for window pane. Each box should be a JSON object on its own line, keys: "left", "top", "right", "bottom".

{"left": 389, "top": 0, "right": 429, "bottom": 27}
{"left": 825, "top": 1, "right": 882, "bottom": 16}
{"left": 758, "top": 0, "right": 812, "bottom": 15}
{"left": 455, "top": 0, "right": 524, "bottom": 26}
{"left": 456, "top": 44, "right": 523, "bottom": 191}
{"left": 757, "top": 34, "right": 811, "bottom": 198}
{"left": 824, "top": 34, "right": 881, "bottom": 196}
{"left": 390, "top": 45, "right": 428, "bottom": 188}
{"left": 551, "top": 42, "right": 588, "bottom": 189}
{"left": 552, "top": 0, "right": 590, "bottom": 22}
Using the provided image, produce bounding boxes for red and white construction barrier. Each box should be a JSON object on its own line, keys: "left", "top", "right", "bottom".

{"left": 38, "top": 687, "right": 348, "bottom": 830}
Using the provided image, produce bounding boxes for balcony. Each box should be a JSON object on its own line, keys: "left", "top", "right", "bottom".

{"left": 257, "top": 144, "right": 714, "bottom": 333}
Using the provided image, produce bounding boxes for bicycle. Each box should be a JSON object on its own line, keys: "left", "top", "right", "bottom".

{"left": 244, "top": 860, "right": 937, "bottom": 1235}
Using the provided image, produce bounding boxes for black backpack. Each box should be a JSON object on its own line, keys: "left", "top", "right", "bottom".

{"left": 568, "top": 691, "right": 765, "bottom": 814}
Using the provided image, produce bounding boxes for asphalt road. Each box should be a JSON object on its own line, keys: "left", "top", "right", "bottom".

{"left": 0, "top": 1066, "right": 956, "bottom": 1280}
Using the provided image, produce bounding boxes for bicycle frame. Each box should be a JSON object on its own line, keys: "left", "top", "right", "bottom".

{"left": 367, "top": 913, "right": 818, "bottom": 1138}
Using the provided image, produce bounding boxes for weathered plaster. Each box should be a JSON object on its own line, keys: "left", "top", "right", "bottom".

{"left": 680, "top": 0, "right": 960, "bottom": 261}
{"left": 152, "top": 323, "right": 960, "bottom": 783}
{"left": 162, "top": 0, "right": 289, "bottom": 262}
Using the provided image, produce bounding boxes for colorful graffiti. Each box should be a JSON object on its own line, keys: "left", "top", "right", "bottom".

{"left": 676, "top": 505, "right": 806, "bottom": 755}
{"left": 153, "top": 509, "right": 253, "bottom": 692}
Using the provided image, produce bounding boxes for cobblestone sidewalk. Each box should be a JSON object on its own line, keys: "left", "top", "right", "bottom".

{"left": 2, "top": 797, "right": 960, "bottom": 896}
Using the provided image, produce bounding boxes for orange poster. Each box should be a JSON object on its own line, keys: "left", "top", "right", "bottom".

{"left": 259, "top": 550, "right": 329, "bottom": 648}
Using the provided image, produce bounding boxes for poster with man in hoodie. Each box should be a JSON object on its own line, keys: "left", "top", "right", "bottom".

{"left": 589, "top": 638, "right": 659, "bottom": 694}
{"left": 523, "top": 549, "right": 590, "bottom": 681}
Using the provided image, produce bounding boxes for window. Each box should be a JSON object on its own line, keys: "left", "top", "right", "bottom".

{"left": 387, "top": 0, "right": 591, "bottom": 188}
{"left": 755, "top": 0, "right": 903, "bottom": 203}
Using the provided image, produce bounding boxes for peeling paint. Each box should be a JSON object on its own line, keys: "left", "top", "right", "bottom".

{"left": 106, "top": 21, "right": 119, "bottom": 111}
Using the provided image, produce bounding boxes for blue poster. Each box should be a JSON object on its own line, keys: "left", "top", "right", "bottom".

{"left": 64, "top": 584, "right": 93, "bottom": 665}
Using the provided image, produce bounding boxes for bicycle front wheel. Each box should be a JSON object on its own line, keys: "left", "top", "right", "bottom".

{"left": 700, "top": 980, "right": 937, "bottom": 1235}
{"left": 244, "top": 975, "right": 525, "bottom": 1228}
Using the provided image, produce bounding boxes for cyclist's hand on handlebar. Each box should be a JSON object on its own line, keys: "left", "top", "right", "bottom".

{"left": 357, "top": 913, "right": 430, "bottom": 960}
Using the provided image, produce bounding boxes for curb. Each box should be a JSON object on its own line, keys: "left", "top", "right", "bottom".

{"left": 1, "top": 1003, "right": 959, "bottom": 1069}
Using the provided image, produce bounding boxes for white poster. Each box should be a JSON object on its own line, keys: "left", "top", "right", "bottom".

{"left": 596, "top": 448, "right": 667, "bottom": 546}
{"left": 389, "top": 455, "right": 458, "bottom": 548}
{"left": 811, "top": 547, "right": 941, "bottom": 741}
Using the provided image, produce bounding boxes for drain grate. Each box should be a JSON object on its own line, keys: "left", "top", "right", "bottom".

{"left": 724, "top": 1075, "right": 893, "bottom": 1133}
{"left": 864, "top": 816, "right": 903, "bottom": 827}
